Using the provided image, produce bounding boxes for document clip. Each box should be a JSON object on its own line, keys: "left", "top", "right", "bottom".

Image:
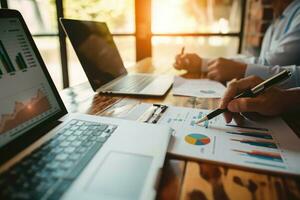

{"left": 139, "top": 104, "right": 168, "bottom": 124}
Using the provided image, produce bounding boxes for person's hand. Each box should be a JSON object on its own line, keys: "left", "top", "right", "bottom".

{"left": 207, "top": 57, "right": 247, "bottom": 82}
{"left": 173, "top": 53, "right": 202, "bottom": 73}
{"left": 219, "top": 76, "right": 288, "bottom": 124}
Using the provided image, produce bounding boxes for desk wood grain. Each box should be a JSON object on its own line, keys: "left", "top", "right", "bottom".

{"left": 60, "top": 58, "right": 300, "bottom": 200}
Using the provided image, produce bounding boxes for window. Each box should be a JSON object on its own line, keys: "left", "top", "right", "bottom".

{"left": 152, "top": 36, "right": 239, "bottom": 67}
{"left": 151, "top": 0, "right": 243, "bottom": 67}
{"left": 2, "top": 0, "right": 245, "bottom": 90}
{"left": 152, "top": 0, "right": 241, "bottom": 33}
{"left": 64, "top": 0, "right": 135, "bottom": 86}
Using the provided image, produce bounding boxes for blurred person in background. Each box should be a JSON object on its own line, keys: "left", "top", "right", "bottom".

{"left": 174, "top": 0, "right": 300, "bottom": 88}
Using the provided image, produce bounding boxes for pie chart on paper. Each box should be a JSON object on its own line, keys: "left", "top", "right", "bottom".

{"left": 185, "top": 133, "right": 210, "bottom": 145}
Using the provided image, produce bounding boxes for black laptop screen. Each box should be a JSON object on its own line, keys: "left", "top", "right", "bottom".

{"left": 61, "top": 19, "right": 127, "bottom": 91}
{"left": 0, "top": 17, "right": 62, "bottom": 148}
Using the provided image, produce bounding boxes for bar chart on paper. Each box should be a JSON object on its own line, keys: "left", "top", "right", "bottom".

{"left": 226, "top": 130, "right": 273, "bottom": 140}
{"left": 231, "top": 138, "right": 277, "bottom": 149}
{"left": 155, "top": 106, "right": 300, "bottom": 175}
{"left": 120, "top": 103, "right": 300, "bottom": 174}
{"left": 233, "top": 149, "right": 283, "bottom": 163}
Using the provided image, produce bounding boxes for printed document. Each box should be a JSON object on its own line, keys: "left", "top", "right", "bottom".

{"left": 116, "top": 103, "right": 300, "bottom": 175}
{"left": 172, "top": 76, "right": 226, "bottom": 98}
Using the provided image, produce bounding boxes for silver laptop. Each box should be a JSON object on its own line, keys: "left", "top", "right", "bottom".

{"left": 60, "top": 18, "right": 173, "bottom": 96}
{"left": 0, "top": 9, "right": 172, "bottom": 200}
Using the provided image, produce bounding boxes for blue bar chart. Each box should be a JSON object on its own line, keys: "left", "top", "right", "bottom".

{"left": 233, "top": 149, "right": 283, "bottom": 163}
{"left": 231, "top": 138, "right": 277, "bottom": 149}
{"left": 0, "top": 40, "right": 16, "bottom": 73}
{"left": 226, "top": 130, "right": 273, "bottom": 139}
{"left": 15, "top": 52, "right": 28, "bottom": 70}
{"left": 0, "top": 29, "right": 35, "bottom": 77}
{"left": 226, "top": 124, "right": 269, "bottom": 131}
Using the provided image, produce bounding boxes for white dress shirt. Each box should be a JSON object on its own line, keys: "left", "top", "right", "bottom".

{"left": 202, "top": 0, "right": 300, "bottom": 87}
{"left": 255, "top": 64, "right": 300, "bottom": 89}
{"left": 245, "top": 0, "right": 300, "bottom": 87}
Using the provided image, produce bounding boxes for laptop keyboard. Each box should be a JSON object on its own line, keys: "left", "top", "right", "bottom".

{"left": 108, "top": 75, "right": 156, "bottom": 93}
{"left": 0, "top": 119, "right": 117, "bottom": 200}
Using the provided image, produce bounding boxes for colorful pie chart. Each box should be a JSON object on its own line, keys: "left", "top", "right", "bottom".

{"left": 185, "top": 133, "right": 210, "bottom": 145}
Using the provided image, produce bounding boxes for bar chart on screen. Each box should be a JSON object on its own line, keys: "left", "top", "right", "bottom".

{"left": 0, "top": 18, "right": 62, "bottom": 148}
{"left": 0, "top": 23, "right": 37, "bottom": 78}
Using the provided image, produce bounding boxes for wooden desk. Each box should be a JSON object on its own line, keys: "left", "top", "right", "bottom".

{"left": 60, "top": 58, "right": 300, "bottom": 200}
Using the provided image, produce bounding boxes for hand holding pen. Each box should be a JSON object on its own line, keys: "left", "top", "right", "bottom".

{"left": 197, "top": 70, "right": 292, "bottom": 125}
{"left": 173, "top": 47, "right": 202, "bottom": 73}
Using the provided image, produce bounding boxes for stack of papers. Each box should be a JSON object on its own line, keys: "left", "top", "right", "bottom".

{"left": 172, "top": 76, "right": 226, "bottom": 98}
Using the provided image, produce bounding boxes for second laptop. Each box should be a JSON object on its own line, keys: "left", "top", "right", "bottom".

{"left": 60, "top": 18, "right": 173, "bottom": 96}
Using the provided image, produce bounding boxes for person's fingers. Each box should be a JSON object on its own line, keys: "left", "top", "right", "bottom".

{"left": 208, "top": 72, "right": 221, "bottom": 81}
{"left": 176, "top": 54, "right": 190, "bottom": 67}
{"left": 226, "top": 78, "right": 237, "bottom": 87}
{"left": 175, "top": 54, "right": 182, "bottom": 65}
{"left": 220, "top": 76, "right": 263, "bottom": 109}
{"left": 223, "top": 111, "right": 233, "bottom": 123}
{"left": 207, "top": 63, "right": 217, "bottom": 72}
{"left": 227, "top": 97, "right": 262, "bottom": 113}
{"left": 174, "top": 54, "right": 187, "bottom": 69}
{"left": 234, "top": 76, "right": 263, "bottom": 90}
{"left": 183, "top": 57, "right": 190, "bottom": 66}
{"left": 173, "top": 63, "right": 182, "bottom": 70}
{"left": 175, "top": 54, "right": 181, "bottom": 61}
{"left": 207, "top": 58, "right": 217, "bottom": 66}
{"left": 219, "top": 80, "right": 239, "bottom": 109}
{"left": 232, "top": 113, "right": 245, "bottom": 125}
{"left": 207, "top": 71, "right": 218, "bottom": 80}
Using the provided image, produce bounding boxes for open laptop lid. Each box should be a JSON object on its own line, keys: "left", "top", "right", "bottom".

{"left": 0, "top": 9, "right": 67, "bottom": 164}
{"left": 60, "top": 18, "right": 127, "bottom": 91}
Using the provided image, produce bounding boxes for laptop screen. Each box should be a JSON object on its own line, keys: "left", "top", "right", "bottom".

{"left": 0, "top": 17, "right": 63, "bottom": 148}
{"left": 61, "top": 19, "right": 127, "bottom": 91}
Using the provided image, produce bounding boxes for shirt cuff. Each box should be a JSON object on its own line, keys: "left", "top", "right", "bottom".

{"left": 201, "top": 58, "right": 209, "bottom": 72}
{"left": 245, "top": 64, "right": 271, "bottom": 80}
{"left": 230, "top": 55, "right": 257, "bottom": 64}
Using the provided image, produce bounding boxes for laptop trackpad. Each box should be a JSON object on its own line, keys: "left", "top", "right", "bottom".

{"left": 86, "top": 151, "right": 153, "bottom": 200}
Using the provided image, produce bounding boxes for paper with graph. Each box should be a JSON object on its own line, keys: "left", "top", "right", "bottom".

{"left": 172, "top": 76, "right": 226, "bottom": 98}
{"left": 119, "top": 103, "right": 300, "bottom": 175}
